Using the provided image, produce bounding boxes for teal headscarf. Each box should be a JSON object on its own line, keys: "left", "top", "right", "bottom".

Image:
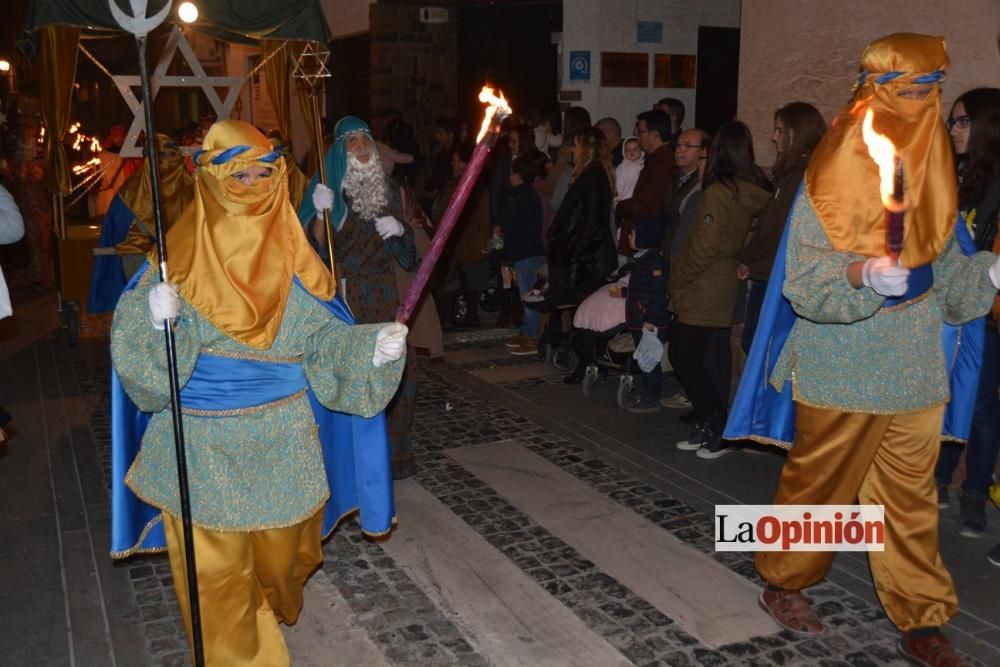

{"left": 297, "top": 116, "right": 373, "bottom": 234}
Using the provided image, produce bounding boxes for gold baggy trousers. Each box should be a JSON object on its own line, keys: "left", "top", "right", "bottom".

{"left": 163, "top": 508, "right": 324, "bottom": 666}
{"left": 755, "top": 403, "right": 958, "bottom": 631}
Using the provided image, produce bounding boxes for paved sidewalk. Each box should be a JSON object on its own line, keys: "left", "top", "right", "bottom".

{"left": 0, "top": 328, "right": 997, "bottom": 666}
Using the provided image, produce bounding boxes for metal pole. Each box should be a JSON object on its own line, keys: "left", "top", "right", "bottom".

{"left": 136, "top": 34, "right": 205, "bottom": 667}
{"left": 310, "top": 88, "right": 336, "bottom": 275}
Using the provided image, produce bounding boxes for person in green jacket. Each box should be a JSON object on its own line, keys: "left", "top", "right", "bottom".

{"left": 668, "top": 121, "right": 772, "bottom": 459}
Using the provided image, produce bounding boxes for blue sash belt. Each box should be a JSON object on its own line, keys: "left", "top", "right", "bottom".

{"left": 723, "top": 184, "right": 984, "bottom": 448}
{"left": 883, "top": 263, "right": 932, "bottom": 307}
{"left": 180, "top": 353, "right": 307, "bottom": 413}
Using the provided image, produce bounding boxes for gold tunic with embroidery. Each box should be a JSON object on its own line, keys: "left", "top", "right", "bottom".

{"left": 771, "top": 193, "right": 996, "bottom": 414}
{"left": 111, "top": 272, "right": 404, "bottom": 531}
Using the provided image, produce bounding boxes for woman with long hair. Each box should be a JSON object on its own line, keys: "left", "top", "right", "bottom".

{"left": 934, "top": 88, "right": 1000, "bottom": 553}
{"left": 544, "top": 106, "right": 593, "bottom": 210}
{"left": 545, "top": 126, "right": 617, "bottom": 304}
{"left": 738, "top": 102, "right": 827, "bottom": 354}
{"left": 668, "top": 120, "right": 772, "bottom": 457}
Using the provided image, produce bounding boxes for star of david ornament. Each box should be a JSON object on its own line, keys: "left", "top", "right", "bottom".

{"left": 291, "top": 42, "right": 331, "bottom": 91}
{"left": 112, "top": 25, "right": 244, "bottom": 157}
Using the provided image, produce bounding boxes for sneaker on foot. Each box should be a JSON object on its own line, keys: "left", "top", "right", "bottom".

{"left": 987, "top": 543, "right": 1000, "bottom": 568}
{"left": 696, "top": 429, "right": 732, "bottom": 459}
{"left": 676, "top": 423, "right": 707, "bottom": 451}
{"left": 959, "top": 492, "right": 986, "bottom": 538}
{"left": 627, "top": 398, "right": 661, "bottom": 414}
{"left": 897, "top": 630, "right": 965, "bottom": 667}
{"left": 660, "top": 392, "right": 692, "bottom": 409}
{"left": 510, "top": 339, "right": 539, "bottom": 356}
{"left": 937, "top": 485, "right": 949, "bottom": 510}
{"left": 505, "top": 336, "right": 526, "bottom": 348}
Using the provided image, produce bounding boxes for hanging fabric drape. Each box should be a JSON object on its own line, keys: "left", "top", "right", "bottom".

{"left": 38, "top": 25, "right": 80, "bottom": 194}
{"left": 262, "top": 41, "right": 292, "bottom": 142}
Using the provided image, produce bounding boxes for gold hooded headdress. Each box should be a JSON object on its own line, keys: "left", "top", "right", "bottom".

{"left": 116, "top": 133, "right": 194, "bottom": 256}
{"left": 805, "top": 33, "right": 955, "bottom": 267}
{"left": 151, "top": 120, "right": 335, "bottom": 349}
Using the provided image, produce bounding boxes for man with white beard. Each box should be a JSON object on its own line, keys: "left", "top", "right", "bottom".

{"left": 299, "top": 116, "right": 426, "bottom": 478}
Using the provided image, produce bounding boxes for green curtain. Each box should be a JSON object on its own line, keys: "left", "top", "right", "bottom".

{"left": 38, "top": 25, "right": 79, "bottom": 194}
{"left": 262, "top": 40, "right": 291, "bottom": 143}
{"left": 20, "top": 0, "right": 330, "bottom": 58}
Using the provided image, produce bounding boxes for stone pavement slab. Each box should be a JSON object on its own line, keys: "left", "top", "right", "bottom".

{"left": 385, "top": 479, "right": 632, "bottom": 666}
{"left": 447, "top": 440, "right": 779, "bottom": 648}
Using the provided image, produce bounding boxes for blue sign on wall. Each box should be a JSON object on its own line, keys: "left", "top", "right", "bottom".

{"left": 569, "top": 51, "right": 591, "bottom": 81}
{"left": 637, "top": 21, "right": 663, "bottom": 44}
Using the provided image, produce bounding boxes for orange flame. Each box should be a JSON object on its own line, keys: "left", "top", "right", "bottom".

{"left": 476, "top": 86, "right": 512, "bottom": 143}
{"left": 861, "top": 109, "right": 897, "bottom": 208}
{"left": 72, "top": 157, "right": 101, "bottom": 175}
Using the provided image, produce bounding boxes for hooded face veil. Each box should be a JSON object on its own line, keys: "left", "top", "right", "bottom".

{"left": 153, "top": 120, "right": 335, "bottom": 349}
{"left": 805, "top": 33, "right": 955, "bottom": 267}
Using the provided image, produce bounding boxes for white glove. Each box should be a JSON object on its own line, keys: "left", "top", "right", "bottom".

{"left": 373, "top": 323, "right": 408, "bottom": 367}
{"left": 312, "top": 183, "right": 334, "bottom": 218}
{"left": 148, "top": 282, "right": 179, "bottom": 330}
{"left": 374, "top": 215, "right": 405, "bottom": 239}
{"left": 861, "top": 256, "right": 909, "bottom": 297}
{"left": 989, "top": 255, "right": 1000, "bottom": 290}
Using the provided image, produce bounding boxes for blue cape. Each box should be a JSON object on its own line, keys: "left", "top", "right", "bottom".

{"left": 110, "top": 263, "right": 396, "bottom": 558}
{"left": 88, "top": 194, "right": 135, "bottom": 314}
{"left": 724, "top": 189, "right": 983, "bottom": 447}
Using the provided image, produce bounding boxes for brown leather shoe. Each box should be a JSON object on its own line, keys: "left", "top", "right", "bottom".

{"left": 897, "top": 632, "right": 967, "bottom": 667}
{"left": 758, "top": 585, "right": 824, "bottom": 636}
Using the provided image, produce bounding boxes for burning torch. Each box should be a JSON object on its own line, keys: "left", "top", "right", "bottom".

{"left": 396, "top": 86, "right": 511, "bottom": 323}
{"left": 862, "top": 109, "right": 906, "bottom": 265}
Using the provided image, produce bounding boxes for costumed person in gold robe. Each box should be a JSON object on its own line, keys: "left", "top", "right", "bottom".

{"left": 726, "top": 34, "right": 1000, "bottom": 665}
{"left": 268, "top": 130, "right": 308, "bottom": 210}
{"left": 110, "top": 120, "right": 408, "bottom": 665}
{"left": 88, "top": 134, "right": 194, "bottom": 313}
{"left": 299, "top": 116, "right": 442, "bottom": 479}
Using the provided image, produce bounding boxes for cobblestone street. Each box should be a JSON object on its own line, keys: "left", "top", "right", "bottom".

{"left": 1, "top": 324, "right": 999, "bottom": 666}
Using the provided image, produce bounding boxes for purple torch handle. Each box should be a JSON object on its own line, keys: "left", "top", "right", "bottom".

{"left": 396, "top": 139, "right": 491, "bottom": 324}
{"left": 887, "top": 157, "right": 904, "bottom": 264}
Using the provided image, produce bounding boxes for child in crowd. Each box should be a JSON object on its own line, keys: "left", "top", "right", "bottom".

{"left": 610, "top": 216, "right": 669, "bottom": 412}
{"left": 615, "top": 137, "right": 644, "bottom": 202}
{"left": 498, "top": 155, "right": 546, "bottom": 355}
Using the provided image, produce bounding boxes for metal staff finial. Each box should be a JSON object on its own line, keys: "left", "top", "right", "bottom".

{"left": 109, "top": 0, "right": 171, "bottom": 37}
{"left": 109, "top": 2, "right": 205, "bottom": 665}
{"left": 292, "top": 42, "right": 337, "bottom": 276}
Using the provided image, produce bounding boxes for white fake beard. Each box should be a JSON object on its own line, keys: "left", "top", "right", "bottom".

{"left": 343, "top": 152, "right": 390, "bottom": 221}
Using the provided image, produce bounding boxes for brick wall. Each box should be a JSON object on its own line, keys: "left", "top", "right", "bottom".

{"left": 369, "top": 2, "right": 458, "bottom": 150}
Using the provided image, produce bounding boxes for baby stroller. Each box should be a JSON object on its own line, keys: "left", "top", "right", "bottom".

{"left": 580, "top": 326, "right": 641, "bottom": 407}
{"left": 569, "top": 270, "right": 672, "bottom": 407}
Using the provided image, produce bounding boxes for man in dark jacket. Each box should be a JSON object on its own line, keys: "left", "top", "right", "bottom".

{"left": 614, "top": 216, "right": 670, "bottom": 413}
{"left": 616, "top": 109, "right": 675, "bottom": 257}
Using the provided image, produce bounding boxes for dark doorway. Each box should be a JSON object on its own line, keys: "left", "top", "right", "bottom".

{"left": 695, "top": 26, "right": 740, "bottom": 135}
{"left": 455, "top": 3, "right": 561, "bottom": 129}
{"left": 326, "top": 33, "right": 371, "bottom": 125}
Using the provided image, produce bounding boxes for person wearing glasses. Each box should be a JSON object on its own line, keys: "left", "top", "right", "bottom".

{"left": 615, "top": 109, "right": 675, "bottom": 258}
{"left": 934, "top": 88, "right": 1000, "bottom": 557}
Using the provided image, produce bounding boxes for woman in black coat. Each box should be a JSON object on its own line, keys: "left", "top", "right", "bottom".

{"left": 546, "top": 127, "right": 617, "bottom": 303}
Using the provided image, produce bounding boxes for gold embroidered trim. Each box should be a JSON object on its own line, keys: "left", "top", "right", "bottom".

{"left": 940, "top": 435, "right": 967, "bottom": 444}
{"left": 320, "top": 506, "right": 399, "bottom": 541}
{"left": 201, "top": 348, "right": 303, "bottom": 363}
{"left": 158, "top": 497, "right": 331, "bottom": 533}
{"left": 878, "top": 289, "right": 932, "bottom": 313}
{"left": 181, "top": 388, "right": 308, "bottom": 416}
{"left": 790, "top": 357, "right": 949, "bottom": 415}
{"left": 126, "top": 461, "right": 333, "bottom": 534}
{"left": 722, "top": 433, "right": 792, "bottom": 450}
{"left": 110, "top": 514, "right": 167, "bottom": 560}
